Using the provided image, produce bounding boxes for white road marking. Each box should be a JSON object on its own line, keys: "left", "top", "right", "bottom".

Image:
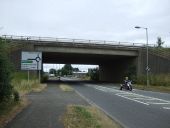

{"left": 87, "top": 84, "right": 170, "bottom": 109}
{"left": 146, "top": 102, "right": 170, "bottom": 105}
{"left": 116, "top": 94, "right": 150, "bottom": 105}
{"left": 163, "top": 107, "right": 170, "bottom": 110}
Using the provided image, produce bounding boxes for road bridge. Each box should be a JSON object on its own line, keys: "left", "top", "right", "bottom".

{"left": 1, "top": 35, "right": 170, "bottom": 82}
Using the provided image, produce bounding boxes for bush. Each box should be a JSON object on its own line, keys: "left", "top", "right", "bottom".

{"left": 0, "top": 38, "right": 13, "bottom": 102}
{"left": 41, "top": 74, "right": 49, "bottom": 83}
{"left": 13, "top": 90, "right": 20, "bottom": 102}
{"left": 137, "top": 74, "right": 170, "bottom": 86}
{"left": 124, "top": 65, "right": 137, "bottom": 83}
{"left": 88, "top": 68, "right": 99, "bottom": 81}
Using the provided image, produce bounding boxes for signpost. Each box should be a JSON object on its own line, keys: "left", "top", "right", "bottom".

{"left": 21, "top": 52, "right": 42, "bottom": 83}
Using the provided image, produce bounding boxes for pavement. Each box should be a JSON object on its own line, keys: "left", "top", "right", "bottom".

{"left": 5, "top": 83, "right": 88, "bottom": 128}
{"left": 70, "top": 82, "right": 170, "bottom": 128}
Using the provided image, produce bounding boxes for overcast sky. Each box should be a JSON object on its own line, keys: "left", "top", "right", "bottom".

{"left": 1, "top": 0, "right": 170, "bottom": 71}
{"left": 0, "top": 0, "right": 170, "bottom": 46}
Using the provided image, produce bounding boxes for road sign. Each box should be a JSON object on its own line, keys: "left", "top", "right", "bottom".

{"left": 21, "top": 52, "right": 42, "bottom": 70}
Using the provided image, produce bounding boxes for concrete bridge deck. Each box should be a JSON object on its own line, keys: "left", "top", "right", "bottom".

{"left": 1, "top": 35, "right": 169, "bottom": 82}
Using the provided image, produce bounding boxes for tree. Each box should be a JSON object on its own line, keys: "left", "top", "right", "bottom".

{"left": 156, "top": 37, "right": 164, "bottom": 48}
{"left": 73, "top": 68, "right": 79, "bottom": 72}
{"left": 49, "top": 68, "right": 57, "bottom": 75}
{"left": 88, "top": 68, "right": 99, "bottom": 81}
{"left": 0, "top": 38, "right": 13, "bottom": 102}
{"left": 59, "top": 64, "right": 73, "bottom": 76}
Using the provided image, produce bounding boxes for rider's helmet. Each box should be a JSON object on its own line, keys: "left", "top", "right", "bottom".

{"left": 125, "top": 77, "right": 128, "bottom": 80}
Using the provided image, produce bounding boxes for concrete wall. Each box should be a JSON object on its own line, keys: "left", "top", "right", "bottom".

{"left": 99, "top": 57, "right": 137, "bottom": 82}
{"left": 137, "top": 49, "right": 170, "bottom": 75}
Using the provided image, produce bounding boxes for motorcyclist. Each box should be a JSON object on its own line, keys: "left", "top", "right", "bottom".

{"left": 120, "top": 76, "right": 132, "bottom": 91}
{"left": 124, "top": 76, "right": 130, "bottom": 85}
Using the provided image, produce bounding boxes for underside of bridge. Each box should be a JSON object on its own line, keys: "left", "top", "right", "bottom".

{"left": 42, "top": 52, "right": 137, "bottom": 82}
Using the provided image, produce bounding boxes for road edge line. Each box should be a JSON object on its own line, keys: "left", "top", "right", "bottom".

{"left": 75, "top": 90, "right": 127, "bottom": 128}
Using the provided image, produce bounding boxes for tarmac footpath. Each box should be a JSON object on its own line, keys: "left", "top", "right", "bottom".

{"left": 5, "top": 83, "right": 88, "bottom": 128}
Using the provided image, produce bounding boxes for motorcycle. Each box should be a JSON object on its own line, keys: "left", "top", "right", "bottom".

{"left": 120, "top": 80, "right": 132, "bottom": 91}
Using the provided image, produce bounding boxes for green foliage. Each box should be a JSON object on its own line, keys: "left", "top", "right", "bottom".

{"left": 137, "top": 74, "right": 170, "bottom": 86}
{"left": 88, "top": 68, "right": 99, "bottom": 81}
{"left": 75, "top": 106, "right": 92, "bottom": 119}
{"left": 0, "top": 38, "right": 13, "bottom": 102}
{"left": 62, "top": 64, "right": 73, "bottom": 75}
{"left": 74, "top": 106, "right": 101, "bottom": 128}
{"left": 156, "top": 37, "right": 164, "bottom": 48}
{"left": 49, "top": 68, "right": 57, "bottom": 75}
{"left": 13, "top": 90, "right": 20, "bottom": 102}
{"left": 73, "top": 67, "right": 79, "bottom": 72}
{"left": 41, "top": 74, "right": 49, "bottom": 82}
{"left": 12, "top": 72, "right": 37, "bottom": 82}
{"left": 136, "top": 75, "right": 146, "bottom": 85}
{"left": 0, "top": 99, "right": 18, "bottom": 115}
{"left": 57, "top": 64, "right": 73, "bottom": 76}
{"left": 124, "top": 65, "right": 137, "bottom": 83}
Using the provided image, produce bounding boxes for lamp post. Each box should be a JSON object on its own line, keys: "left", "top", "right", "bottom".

{"left": 135, "top": 26, "right": 149, "bottom": 86}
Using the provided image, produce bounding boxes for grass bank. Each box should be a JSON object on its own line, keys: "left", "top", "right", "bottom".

{"left": 134, "top": 84, "right": 170, "bottom": 93}
{"left": 63, "top": 105, "right": 122, "bottom": 128}
{"left": 136, "top": 74, "right": 170, "bottom": 93}
{"left": 12, "top": 72, "right": 47, "bottom": 95}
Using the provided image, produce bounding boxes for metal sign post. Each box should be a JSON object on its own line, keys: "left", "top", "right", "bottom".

{"left": 28, "top": 70, "right": 30, "bottom": 84}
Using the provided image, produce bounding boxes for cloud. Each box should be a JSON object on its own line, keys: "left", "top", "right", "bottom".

{"left": 0, "top": 0, "right": 170, "bottom": 46}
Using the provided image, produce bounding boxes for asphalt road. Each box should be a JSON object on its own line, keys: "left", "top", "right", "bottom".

{"left": 68, "top": 81, "right": 170, "bottom": 128}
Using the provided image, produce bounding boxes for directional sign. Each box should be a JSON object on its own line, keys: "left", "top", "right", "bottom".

{"left": 21, "top": 52, "right": 42, "bottom": 70}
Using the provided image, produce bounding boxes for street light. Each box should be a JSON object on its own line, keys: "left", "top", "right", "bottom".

{"left": 135, "top": 26, "right": 149, "bottom": 87}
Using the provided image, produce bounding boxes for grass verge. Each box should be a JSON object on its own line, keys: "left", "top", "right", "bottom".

{"left": 0, "top": 97, "right": 30, "bottom": 128}
{"left": 63, "top": 105, "right": 122, "bottom": 128}
{"left": 12, "top": 79, "right": 47, "bottom": 96}
{"left": 134, "top": 84, "right": 170, "bottom": 93}
{"left": 59, "top": 84, "right": 74, "bottom": 92}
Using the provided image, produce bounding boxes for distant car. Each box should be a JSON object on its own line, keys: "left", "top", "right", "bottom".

{"left": 49, "top": 74, "right": 55, "bottom": 77}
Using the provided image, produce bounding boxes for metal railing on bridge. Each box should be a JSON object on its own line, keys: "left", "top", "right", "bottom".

{"left": 0, "top": 35, "right": 156, "bottom": 48}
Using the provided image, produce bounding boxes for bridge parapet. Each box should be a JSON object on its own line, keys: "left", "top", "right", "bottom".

{"left": 1, "top": 35, "right": 155, "bottom": 49}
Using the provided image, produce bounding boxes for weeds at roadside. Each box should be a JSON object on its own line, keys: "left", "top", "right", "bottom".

{"left": 59, "top": 84, "right": 74, "bottom": 92}
{"left": 63, "top": 105, "right": 122, "bottom": 128}
{"left": 12, "top": 79, "right": 47, "bottom": 96}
